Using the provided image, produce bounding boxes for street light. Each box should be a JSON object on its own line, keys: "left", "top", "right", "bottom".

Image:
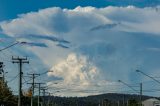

{"left": 0, "top": 41, "right": 27, "bottom": 52}
{"left": 118, "top": 80, "right": 142, "bottom": 106}
{"left": 118, "top": 80, "right": 139, "bottom": 93}
{"left": 136, "top": 70, "right": 160, "bottom": 84}
{"left": 135, "top": 69, "right": 160, "bottom": 106}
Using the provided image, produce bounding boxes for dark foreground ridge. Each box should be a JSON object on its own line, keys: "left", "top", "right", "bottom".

{"left": 42, "top": 93, "right": 155, "bottom": 106}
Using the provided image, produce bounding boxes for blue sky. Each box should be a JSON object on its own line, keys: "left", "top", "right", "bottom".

{"left": 1, "top": 0, "right": 160, "bottom": 21}
{"left": 1, "top": 0, "right": 107, "bottom": 21}
{"left": 1, "top": 0, "right": 160, "bottom": 97}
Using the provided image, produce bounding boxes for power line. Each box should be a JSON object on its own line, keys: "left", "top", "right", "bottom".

{"left": 7, "top": 74, "right": 19, "bottom": 83}
{"left": 22, "top": 76, "right": 29, "bottom": 88}
{"left": 22, "top": 70, "right": 50, "bottom": 85}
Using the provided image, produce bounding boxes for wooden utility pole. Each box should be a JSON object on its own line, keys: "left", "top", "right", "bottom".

{"left": 0, "top": 62, "right": 4, "bottom": 82}
{"left": 12, "top": 56, "right": 29, "bottom": 106}
{"left": 41, "top": 88, "right": 47, "bottom": 106}
{"left": 27, "top": 73, "right": 40, "bottom": 106}
{"left": 35, "top": 83, "right": 45, "bottom": 106}
{"left": 140, "top": 83, "right": 142, "bottom": 106}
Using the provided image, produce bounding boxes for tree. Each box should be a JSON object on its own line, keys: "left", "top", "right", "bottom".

{"left": 23, "top": 87, "right": 32, "bottom": 97}
{"left": 0, "top": 81, "right": 17, "bottom": 106}
{"left": 128, "top": 99, "right": 139, "bottom": 106}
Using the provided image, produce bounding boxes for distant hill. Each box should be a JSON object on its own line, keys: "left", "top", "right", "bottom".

{"left": 86, "top": 93, "right": 153, "bottom": 101}
{"left": 43, "top": 93, "right": 155, "bottom": 106}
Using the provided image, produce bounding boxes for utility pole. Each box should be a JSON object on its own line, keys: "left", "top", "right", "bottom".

{"left": 117, "top": 101, "right": 120, "bottom": 106}
{"left": 47, "top": 92, "right": 51, "bottom": 106}
{"left": 27, "top": 73, "right": 40, "bottom": 106}
{"left": 12, "top": 56, "right": 29, "bottom": 106}
{"left": 0, "top": 62, "right": 8, "bottom": 83}
{"left": 35, "top": 83, "right": 45, "bottom": 106}
{"left": 0, "top": 62, "right": 4, "bottom": 82}
{"left": 140, "top": 83, "right": 142, "bottom": 106}
{"left": 123, "top": 94, "right": 125, "bottom": 106}
{"left": 41, "top": 88, "right": 47, "bottom": 106}
{"left": 101, "top": 100, "right": 103, "bottom": 106}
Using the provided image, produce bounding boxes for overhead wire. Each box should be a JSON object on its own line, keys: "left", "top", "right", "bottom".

{"left": 7, "top": 74, "right": 19, "bottom": 83}
{"left": 2, "top": 40, "right": 160, "bottom": 96}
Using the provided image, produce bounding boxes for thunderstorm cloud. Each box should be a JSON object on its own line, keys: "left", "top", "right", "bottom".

{"left": 1, "top": 6, "right": 160, "bottom": 96}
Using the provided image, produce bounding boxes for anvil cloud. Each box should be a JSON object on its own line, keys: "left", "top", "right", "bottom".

{"left": 1, "top": 6, "right": 160, "bottom": 96}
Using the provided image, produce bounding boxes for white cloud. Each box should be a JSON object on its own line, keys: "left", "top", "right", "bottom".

{"left": 48, "top": 53, "right": 100, "bottom": 84}
{"left": 47, "top": 53, "right": 118, "bottom": 96}
{"left": 1, "top": 6, "right": 160, "bottom": 96}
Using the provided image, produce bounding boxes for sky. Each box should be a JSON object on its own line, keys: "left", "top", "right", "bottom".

{"left": 1, "top": 0, "right": 160, "bottom": 97}
{"left": 1, "top": 0, "right": 160, "bottom": 21}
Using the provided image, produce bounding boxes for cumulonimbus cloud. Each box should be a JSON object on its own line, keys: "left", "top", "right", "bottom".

{"left": 47, "top": 53, "right": 111, "bottom": 96}
{"left": 1, "top": 6, "right": 160, "bottom": 96}
{"left": 48, "top": 53, "right": 100, "bottom": 85}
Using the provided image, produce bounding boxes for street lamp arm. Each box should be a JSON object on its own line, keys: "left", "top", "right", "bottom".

{"left": 0, "top": 42, "right": 19, "bottom": 52}
{"left": 118, "top": 80, "right": 139, "bottom": 94}
{"left": 136, "top": 70, "right": 160, "bottom": 84}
